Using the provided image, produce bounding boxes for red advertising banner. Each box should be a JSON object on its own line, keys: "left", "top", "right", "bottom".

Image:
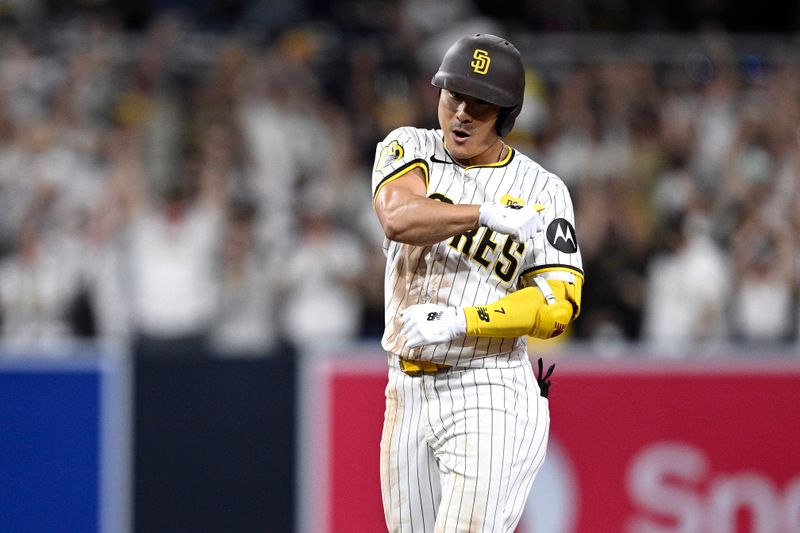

{"left": 298, "top": 353, "right": 800, "bottom": 533}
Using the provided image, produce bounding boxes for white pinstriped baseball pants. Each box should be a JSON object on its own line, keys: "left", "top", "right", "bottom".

{"left": 380, "top": 356, "right": 550, "bottom": 533}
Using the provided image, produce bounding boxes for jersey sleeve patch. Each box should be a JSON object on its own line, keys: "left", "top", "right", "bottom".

{"left": 546, "top": 218, "right": 578, "bottom": 253}
{"left": 375, "top": 140, "right": 405, "bottom": 172}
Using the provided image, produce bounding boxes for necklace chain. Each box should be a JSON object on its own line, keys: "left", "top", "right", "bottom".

{"left": 497, "top": 141, "right": 506, "bottom": 162}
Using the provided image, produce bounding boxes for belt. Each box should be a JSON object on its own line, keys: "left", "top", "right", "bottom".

{"left": 398, "top": 358, "right": 450, "bottom": 376}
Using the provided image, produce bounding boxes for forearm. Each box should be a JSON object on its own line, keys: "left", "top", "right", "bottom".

{"left": 379, "top": 192, "right": 480, "bottom": 246}
{"left": 463, "top": 280, "right": 579, "bottom": 339}
{"left": 400, "top": 279, "right": 581, "bottom": 348}
{"left": 375, "top": 165, "right": 546, "bottom": 246}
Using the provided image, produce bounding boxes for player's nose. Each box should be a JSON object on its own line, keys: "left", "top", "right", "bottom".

{"left": 454, "top": 101, "right": 472, "bottom": 122}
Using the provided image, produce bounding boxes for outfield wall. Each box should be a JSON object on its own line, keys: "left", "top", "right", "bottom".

{"left": 298, "top": 346, "right": 800, "bottom": 533}
{"left": 3, "top": 343, "right": 798, "bottom": 533}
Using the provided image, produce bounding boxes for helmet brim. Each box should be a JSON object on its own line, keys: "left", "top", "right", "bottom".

{"left": 431, "top": 72, "right": 518, "bottom": 108}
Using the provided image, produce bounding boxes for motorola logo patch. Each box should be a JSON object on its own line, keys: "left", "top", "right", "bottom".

{"left": 546, "top": 219, "right": 578, "bottom": 253}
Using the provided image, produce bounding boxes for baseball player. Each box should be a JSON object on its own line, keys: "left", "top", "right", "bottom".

{"left": 372, "top": 33, "right": 583, "bottom": 532}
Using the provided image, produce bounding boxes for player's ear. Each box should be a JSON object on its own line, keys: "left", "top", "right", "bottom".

{"left": 496, "top": 107, "right": 512, "bottom": 137}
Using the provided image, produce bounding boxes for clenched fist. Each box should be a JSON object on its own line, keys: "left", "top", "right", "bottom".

{"left": 478, "top": 202, "right": 544, "bottom": 242}
{"left": 400, "top": 304, "right": 467, "bottom": 348}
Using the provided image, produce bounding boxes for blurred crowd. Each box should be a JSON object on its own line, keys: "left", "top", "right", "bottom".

{"left": 0, "top": 4, "right": 799, "bottom": 358}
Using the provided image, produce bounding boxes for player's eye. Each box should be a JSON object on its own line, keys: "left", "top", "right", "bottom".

{"left": 448, "top": 91, "right": 464, "bottom": 100}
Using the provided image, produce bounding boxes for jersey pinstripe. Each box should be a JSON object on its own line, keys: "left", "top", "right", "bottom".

{"left": 372, "top": 126, "right": 584, "bottom": 368}
{"left": 380, "top": 355, "right": 549, "bottom": 532}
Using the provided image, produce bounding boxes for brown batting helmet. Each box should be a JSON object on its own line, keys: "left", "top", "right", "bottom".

{"left": 431, "top": 33, "right": 525, "bottom": 137}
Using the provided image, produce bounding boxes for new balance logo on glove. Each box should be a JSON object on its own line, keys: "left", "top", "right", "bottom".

{"left": 426, "top": 311, "right": 444, "bottom": 321}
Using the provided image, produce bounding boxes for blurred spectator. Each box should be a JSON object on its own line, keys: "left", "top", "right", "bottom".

{"left": 112, "top": 133, "right": 226, "bottom": 357}
{"left": 0, "top": 200, "right": 83, "bottom": 351}
{"left": 0, "top": 9, "right": 798, "bottom": 357}
{"left": 641, "top": 210, "right": 731, "bottom": 354}
{"left": 691, "top": 59, "right": 740, "bottom": 191}
{"left": 651, "top": 147, "right": 698, "bottom": 219}
{"left": 212, "top": 200, "right": 280, "bottom": 357}
{"left": 728, "top": 208, "right": 796, "bottom": 344}
{"left": 237, "top": 45, "right": 322, "bottom": 248}
{"left": 575, "top": 181, "right": 651, "bottom": 344}
{"left": 277, "top": 205, "right": 367, "bottom": 351}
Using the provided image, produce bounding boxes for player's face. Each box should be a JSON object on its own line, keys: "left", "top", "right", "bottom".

{"left": 438, "top": 90, "right": 503, "bottom": 166}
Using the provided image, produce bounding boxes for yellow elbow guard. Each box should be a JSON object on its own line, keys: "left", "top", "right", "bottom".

{"left": 463, "top": 278, "right": 582, "bottom": 339}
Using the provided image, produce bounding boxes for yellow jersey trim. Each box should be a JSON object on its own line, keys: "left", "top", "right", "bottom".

{"left": 521, "top": 264, "right": 585, "bottom": 282}
{"left": 372, "top": 159, "right": 430, "bottom": 209}
{"left": 464, "top": 147, "right": 515, "bottom": 170}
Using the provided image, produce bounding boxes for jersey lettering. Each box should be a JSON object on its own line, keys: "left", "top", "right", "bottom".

{"left": 494, "top": 238, "right": 524, "bottom": 283}
{"left": 450, "top": 228, "right": 524, "bottom": 283}
{"left": 473, "top": 229, "right": 499, "bottom": 268}
{"left": 449, "top": 228, "right": 480, "bottom": 255}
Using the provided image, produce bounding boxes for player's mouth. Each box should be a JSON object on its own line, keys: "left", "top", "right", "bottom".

{"left": 451, "top": 127, "right": 471, "bottom": 145}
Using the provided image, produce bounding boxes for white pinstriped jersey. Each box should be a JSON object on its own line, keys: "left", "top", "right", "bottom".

{"left": 373, "top": 127, "right": 583, "bottom": 368}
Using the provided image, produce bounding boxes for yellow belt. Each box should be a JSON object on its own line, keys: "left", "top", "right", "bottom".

{"left": 399, "top": 359, "right": 450, "bottom": 376}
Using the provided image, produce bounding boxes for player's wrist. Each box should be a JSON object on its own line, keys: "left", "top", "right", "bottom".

{"left": 478, "top": 202, "right": 494, "bottom": 227}
{"left": 448, "top": 307, "right": 467, "bottom": 339}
